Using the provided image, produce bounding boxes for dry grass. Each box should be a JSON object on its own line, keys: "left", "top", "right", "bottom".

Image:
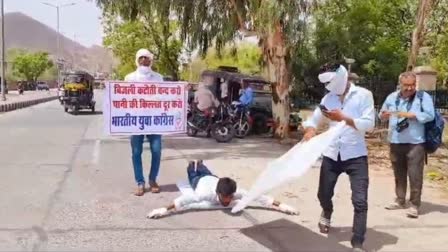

{"left": 444, "top": 123, "right": 448, "bottom": 146}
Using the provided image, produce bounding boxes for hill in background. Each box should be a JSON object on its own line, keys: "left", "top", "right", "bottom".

{"left": 4, "top": 12, "right": 116, "bottom": 75}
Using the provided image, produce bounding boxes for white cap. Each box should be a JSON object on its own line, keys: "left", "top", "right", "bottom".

{"left": 135, "top": 48, "right": 154, "bottom": 66}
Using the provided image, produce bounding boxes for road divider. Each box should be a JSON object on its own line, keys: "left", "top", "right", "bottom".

{"left": 0, "top": 96, "right": 58, "bottom": 113}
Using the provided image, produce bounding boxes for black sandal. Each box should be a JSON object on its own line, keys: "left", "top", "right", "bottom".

{"left": 318, "top": 212, "right": 331, "bottom": 234}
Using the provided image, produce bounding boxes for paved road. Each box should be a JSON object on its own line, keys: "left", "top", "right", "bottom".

{"left": 1, "top": 90, "right": 447, "bottom": 251}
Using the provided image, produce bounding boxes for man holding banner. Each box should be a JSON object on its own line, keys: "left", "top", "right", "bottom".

{"left": 302, "top": 64, "right": 375, "bottom": 252}
{"left": 125, "top": 48, "right": 164, "bottom": 196}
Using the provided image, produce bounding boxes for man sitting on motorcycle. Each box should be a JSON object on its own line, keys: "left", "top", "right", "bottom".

{"left": 193, "top": 76, "right": 220, "bottom": 115}
{"left": 232, "top": 82, "right": 254, "bottom": 112}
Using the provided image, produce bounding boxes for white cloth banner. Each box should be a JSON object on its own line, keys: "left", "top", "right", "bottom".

{"left": 103, "top": 81, "right": 188, "bottom": 135}
{"left": 231, "top": 121, "right": 347, "bottom": 213}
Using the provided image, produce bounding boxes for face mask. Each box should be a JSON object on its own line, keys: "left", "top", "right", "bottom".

{"left": 318, "top": 65, "right": 348, "bottom": 95}
{"left": 137, "top": 66, "right": 151, "bottom": 74}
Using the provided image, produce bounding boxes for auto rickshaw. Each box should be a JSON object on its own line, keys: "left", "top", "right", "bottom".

{"left": 61, "top": 71, "right": 96, "bottom": 115}
{"left": 199, "top": 66, "right": 301, "bottom": 136}
{"left": 199, "top": 67, "right": 274, "bottom": 137}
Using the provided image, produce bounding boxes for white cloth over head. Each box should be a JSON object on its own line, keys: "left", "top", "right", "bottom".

{"left": 318, "top": 65, "right": 348, "bottom": 95}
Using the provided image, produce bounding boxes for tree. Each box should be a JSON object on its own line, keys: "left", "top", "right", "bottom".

{"left": 310, "top": 0, "right": 414, "bottom": 80}
{"left": 12, "top": 51, "right": 53, "bottom": 82}
{"left": 181, "top": 43, "right": 262, "bottom": 82}
{"left": 102, "top": 12, "right": 183, "bottom": 80}
{"left": 95, "top": 0, "right": 314, "bottom": 139}
{"left": 6, "top": 48, "right": 27, "bottom": 81}
{"left": 407, "top": 0, "right": 436, "bottom": 70}
{"left": 423, "top": 0, "right": 448, "bottom": 87}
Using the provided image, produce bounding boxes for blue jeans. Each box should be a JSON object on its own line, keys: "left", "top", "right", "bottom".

{"left": 187, "top": 162, "right": 216, "bottom": 189}
{"left": 131, "top": 134, "right": 162, "bottom": 186}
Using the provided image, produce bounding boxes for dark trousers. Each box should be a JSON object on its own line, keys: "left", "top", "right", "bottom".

{"left": 389, "top": 144, "right": 425, "bottom": 207}
{"left": 187, "top": 162, "right": 215, "bottom": 189}
{"left": 318, "top": 155, "right": 369, "bottom": 246}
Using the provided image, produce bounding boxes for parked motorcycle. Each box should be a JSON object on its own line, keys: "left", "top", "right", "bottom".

{"left": 187, "top": 103, "right": 235, "bottom": 143}
{"left": 229, "top": 103, "right": 252, "bottom": 138}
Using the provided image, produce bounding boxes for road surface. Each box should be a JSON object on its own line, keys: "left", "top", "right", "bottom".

{"left": 1, "top": 90, "right": 447, "bottom": 251}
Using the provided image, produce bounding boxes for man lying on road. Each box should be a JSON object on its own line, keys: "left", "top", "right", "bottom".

{"left": 147, "top": 160, "right": 298, "bottom": 219}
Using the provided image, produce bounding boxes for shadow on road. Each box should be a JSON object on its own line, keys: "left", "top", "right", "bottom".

{"left": 419, "top": 201, "right": 448, "bottom": 215}
{"left": 157, "top": 183, "right": 179, "bottom": 193}
{"left": 329, "top": 226, "right": 398, "bottom": 251}
{"left": 241, "top": 219, "right": 398, "bottom": 252}
{"left": 241, "top": 218, "right": 349, "bottom": 251}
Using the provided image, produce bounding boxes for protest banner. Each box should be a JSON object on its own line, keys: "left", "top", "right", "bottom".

{"left": 103, "top": 81, "right": 188, "bottom": 135}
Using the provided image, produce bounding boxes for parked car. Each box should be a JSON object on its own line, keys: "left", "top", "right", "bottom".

{"left": 36, "top": 81, "right": 50, "bottom": 91}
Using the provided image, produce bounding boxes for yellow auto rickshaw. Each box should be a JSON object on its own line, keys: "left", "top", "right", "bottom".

{"left": 61, "top": 71, "right": 96, "bottom": 115}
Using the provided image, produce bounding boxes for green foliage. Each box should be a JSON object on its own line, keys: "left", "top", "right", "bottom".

{"left": 96, "top": 0, "right": 448, "bottom": 95}
{"left": 204, "top": 44, "right": 262, "bottom": 75}
{"left": 12, "top": 51, "right": 53, "bottom": 82}
{"left": 102, "top": 13, "right": 183, "bottom": 80}
{"left": 426, "top": 0, "right": 448, "bottom": 87}
{"left": 180, "top": 43, "right": 262, "bottom": 82}
{"left": 5, "top": 48, "right": 27, "bottom": 81}
{"left": 96, "top": 0, "right": 313, "bottom": 57}
{"left": 312, "top": 0, "right": 414, "bottom": 80}
{"left": 40, "top": 65, "right": 58, "bottom": 81}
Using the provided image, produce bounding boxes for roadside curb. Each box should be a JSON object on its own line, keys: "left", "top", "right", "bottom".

{"left": 0, "top": 96, "right": 58, "bottom": 113}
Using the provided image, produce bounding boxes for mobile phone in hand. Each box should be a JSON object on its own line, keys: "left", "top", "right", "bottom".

{"left": 319, "top": 104, "right": 328, "bottom": 112}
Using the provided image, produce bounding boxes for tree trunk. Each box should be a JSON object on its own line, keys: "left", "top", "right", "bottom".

{"left": 261, "top": 22, "right": 290, "bottom": 139}
{"left": 407, "top": 0, "right": 434, "bottom": 70}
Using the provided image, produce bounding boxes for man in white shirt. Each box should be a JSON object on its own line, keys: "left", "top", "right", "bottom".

{"left": 193, "top": 81, "right": 220, "bottom": 112}
{"left": 147, "top": 160, "right": 298, "bottom": 219}
{"left": 125, "top": 49, "right": 164, "bottom": 196}
{"left": 220, "top": 78, "right": 229, "bottom": 103}
{"left": 302, "top": 64, "right": 375, "bottom": 252}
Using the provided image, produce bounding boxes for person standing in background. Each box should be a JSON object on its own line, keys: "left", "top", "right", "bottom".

{"left": 379, "top": 71, "right": 435, "bottom": 218}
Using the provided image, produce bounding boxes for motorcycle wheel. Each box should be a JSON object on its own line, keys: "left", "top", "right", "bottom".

{"left": 212, "top": 123, "right": 234, "bottom": 143}
{"left": 233, "top": 117, "right": 251, "bottom": 138}
{"left": 187, "top": 124, "right": 198, "bottom": 137}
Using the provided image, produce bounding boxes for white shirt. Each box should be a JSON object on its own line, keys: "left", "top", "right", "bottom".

{"left": 220, "top": 81, "right": 228, "bottom": 98}
{"left": 124, "top": 68, "right": 163, "bottom": 82}
{"left": 302, "top": 84, "right": 375, "bottom": 161}
{"left": 174, "top": 175, "right": 274, "bottom": 210}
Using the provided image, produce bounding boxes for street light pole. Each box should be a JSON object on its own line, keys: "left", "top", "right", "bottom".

{"left": 1, "top": 0, "right": 6, "bottom": 101}
{"left": 56, "top": 5, "right": 59, "bottom": 72}
{"left": 42, "top": 2, "right": 75, "bottom": 88}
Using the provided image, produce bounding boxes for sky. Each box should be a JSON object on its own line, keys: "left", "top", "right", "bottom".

{"left": 5, "top": 0, "right": 104, "bottom": 47}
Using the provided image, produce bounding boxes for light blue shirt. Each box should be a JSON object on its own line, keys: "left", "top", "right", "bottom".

{"left": 239, "top": 87, "right": 254, "bottom": 106}
{"left": 302, "top": 84, "right": 375, "bottom": 161}
{"left": 379, "top": 91, "right": 435, "bottom": 144}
